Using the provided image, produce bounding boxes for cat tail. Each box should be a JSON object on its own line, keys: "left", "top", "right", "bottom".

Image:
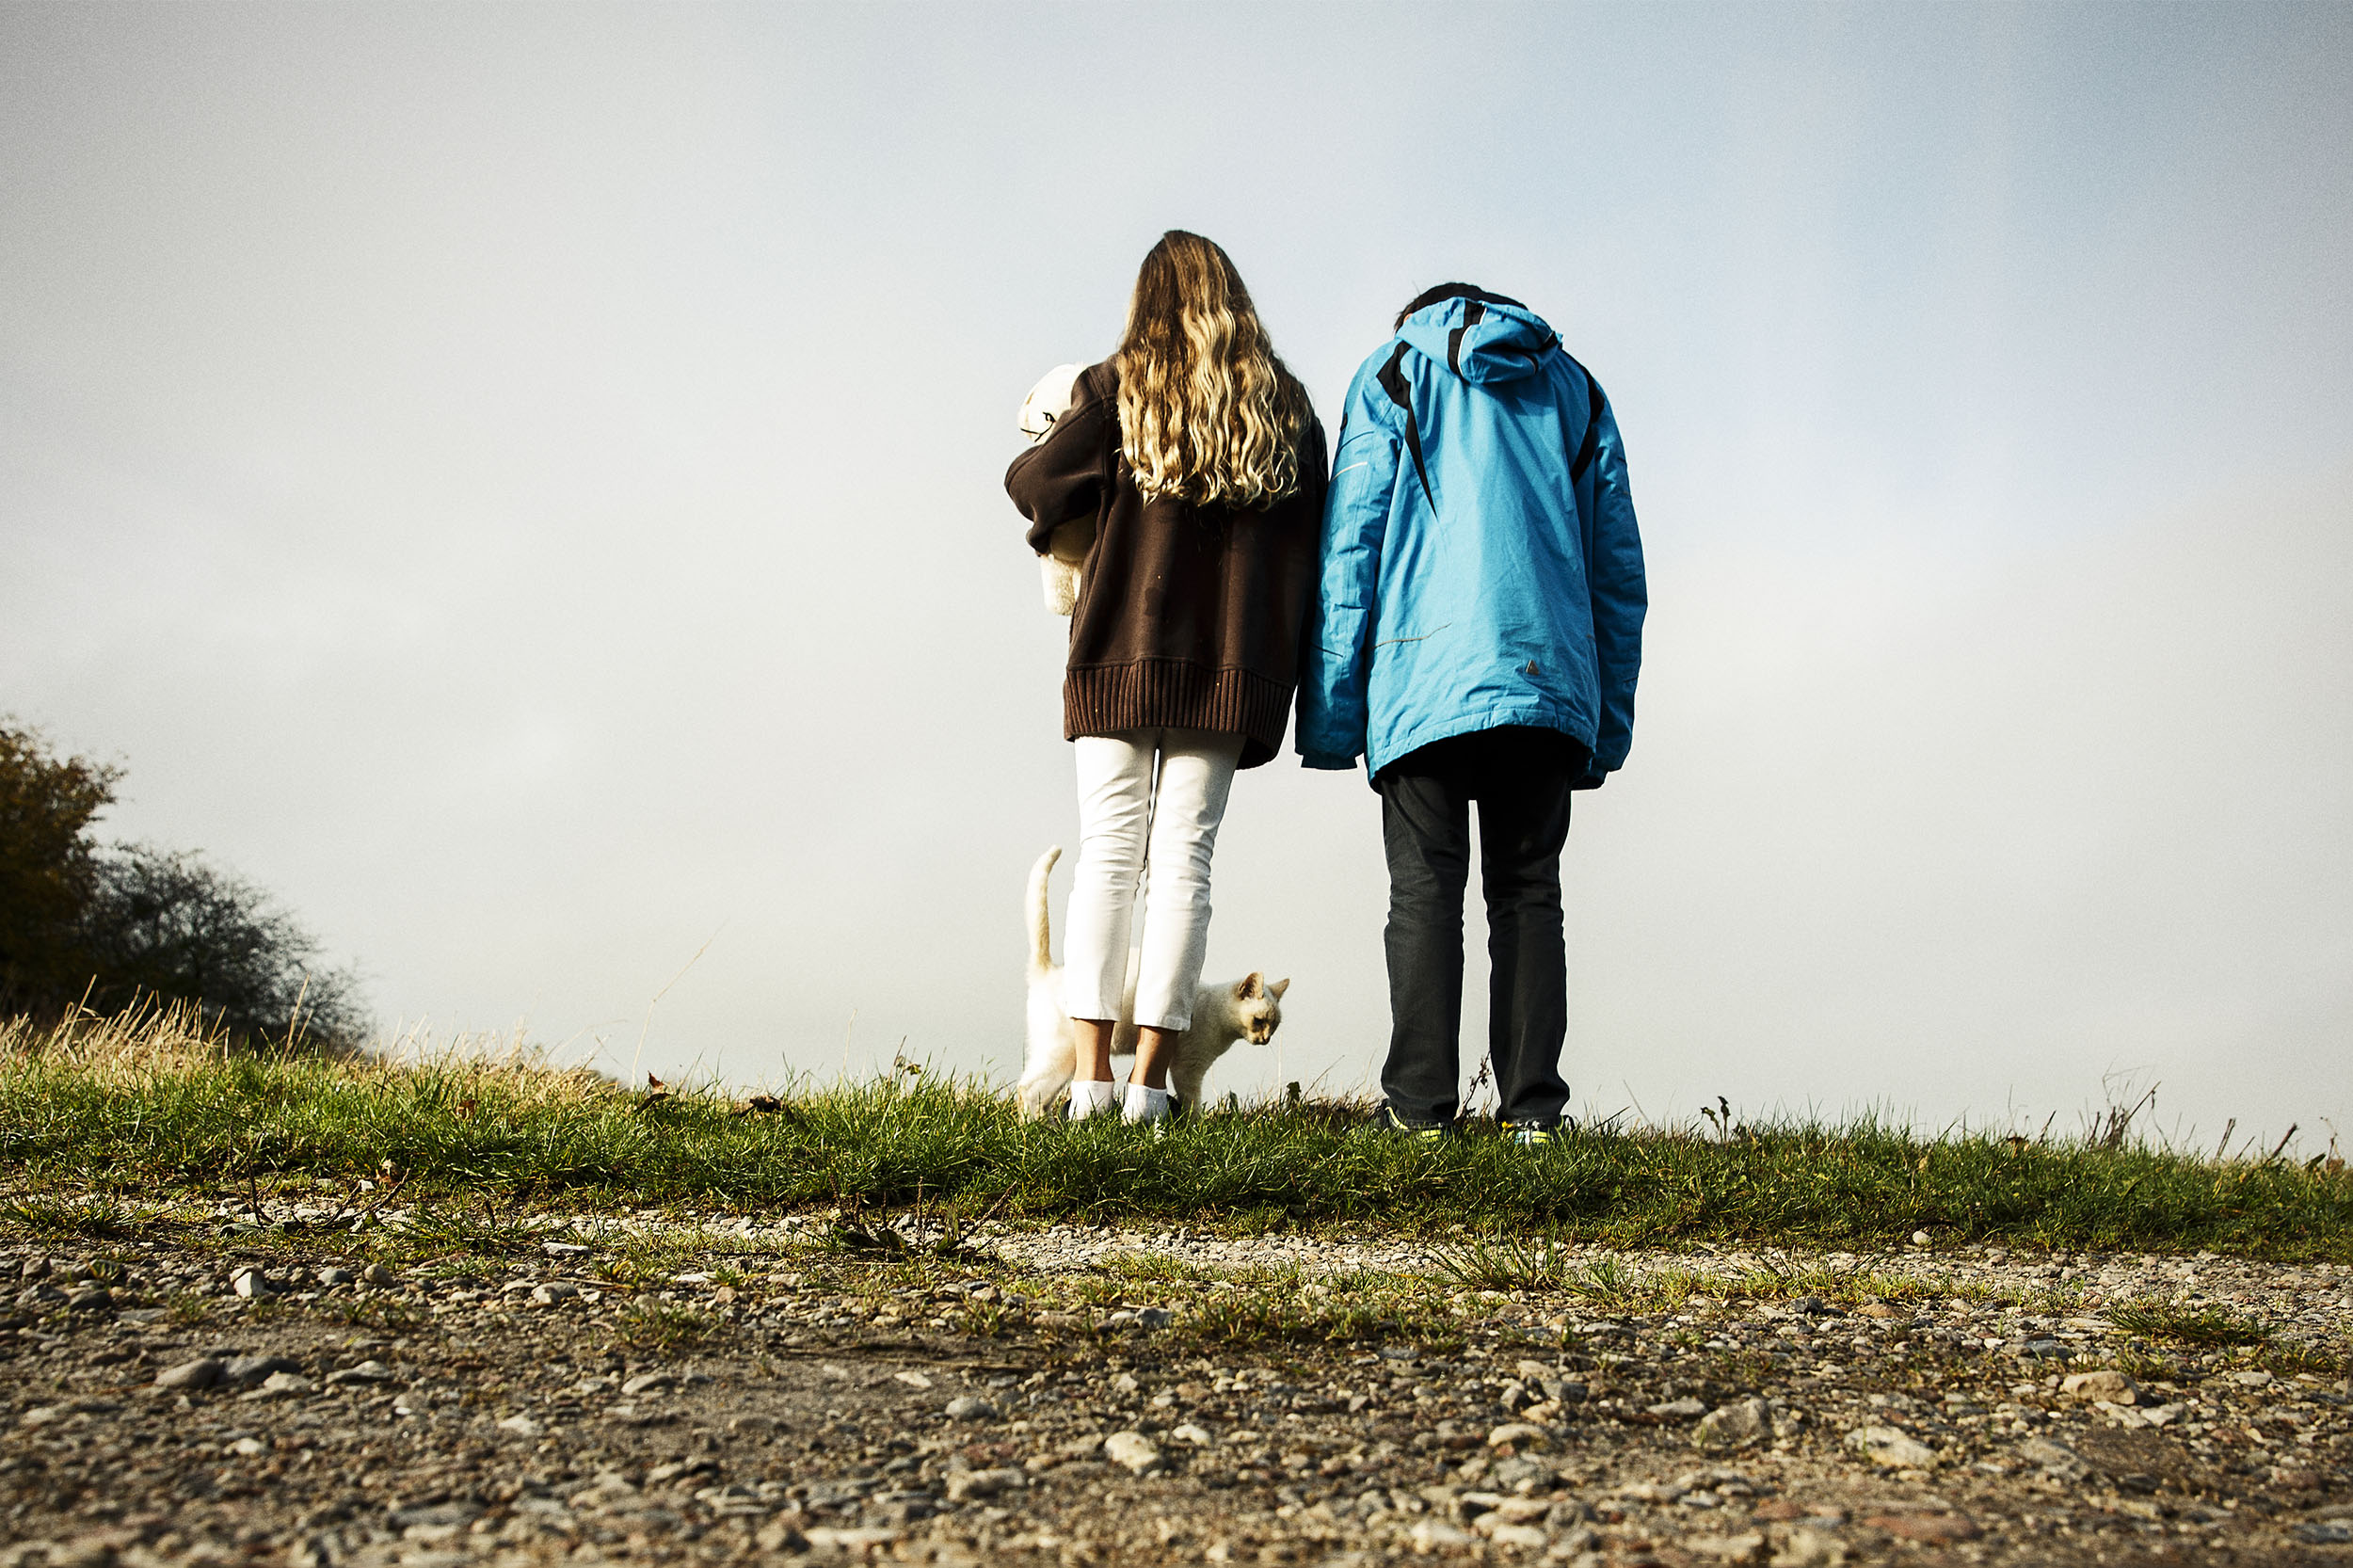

{"left": 1027, "top": 846, "right": 1063, "bottom": 981}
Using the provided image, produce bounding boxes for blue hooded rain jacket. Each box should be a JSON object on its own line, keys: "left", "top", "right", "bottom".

{"left": 1296, "top": 293, "right": 1645, "bottom": 786}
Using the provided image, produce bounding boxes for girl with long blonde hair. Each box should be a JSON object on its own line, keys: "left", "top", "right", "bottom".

{"left": 1006, "top": 232, "right": 1325, "bottom": 1123}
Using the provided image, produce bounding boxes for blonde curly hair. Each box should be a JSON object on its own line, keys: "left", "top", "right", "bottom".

{"left": 1114, "top": 232, "right": 1310, "bottom": 510}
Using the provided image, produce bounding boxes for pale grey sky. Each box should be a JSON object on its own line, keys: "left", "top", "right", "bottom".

{"left": 4, "top": 3, "right": 2348, "bottom": 1144}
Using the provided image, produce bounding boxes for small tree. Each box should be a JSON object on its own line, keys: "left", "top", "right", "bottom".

{"left": 0, "top": 718, "right": 365, "bottom": 1049}
{"left": 0, "top": 721, "right": 116, "bottom": 1014}
{"left": 81, "top": 845, "right": 366, "bottom": 1048}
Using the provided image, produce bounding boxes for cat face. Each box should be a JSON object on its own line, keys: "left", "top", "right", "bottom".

{"left": 1232, "top": 971, "right": 1291, "bottom": 1045}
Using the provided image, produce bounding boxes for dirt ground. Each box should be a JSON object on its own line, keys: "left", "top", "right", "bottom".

{"left": 5, "top": 1229, "right": 2351, "bottom": 1568}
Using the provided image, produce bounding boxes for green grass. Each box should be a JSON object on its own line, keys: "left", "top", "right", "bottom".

{"left": 327, "top": 1294, "right": 429, "bottom": 1332}
{"left": 3, "top": 1010, "right": 2350, "bottom": 1259}
{"left": 0, "top": 1192, "right": 150, "bottom": 1240}
{"left": 616, "top": 1298, "right": 717, "bottom": 1352}
{"left": 2106, "top": 1298, "right": 2272, "bottom": 1347}
{"left": 1184, "top": 1288, "right": 1433, "bottom": 1349}
{"left": 1432, "top": 1233, "right": 1578, "bottom": 1291}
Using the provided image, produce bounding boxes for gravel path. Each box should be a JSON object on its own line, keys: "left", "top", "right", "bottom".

{"left": 4, "top": 1220, "right": 2349, "bottom": 1567}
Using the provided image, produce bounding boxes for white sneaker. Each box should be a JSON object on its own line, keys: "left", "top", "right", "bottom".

{"left": 1067, "top": 1080, "right": 1119, "bottom": 1122}
{"left": 1122, "top": 1082, "right": 1175, "bottom": 1124}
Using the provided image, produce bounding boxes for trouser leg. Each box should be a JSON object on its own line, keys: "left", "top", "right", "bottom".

{"left": 1479, "top": 751, "right": 1576, "bottom": 1127}
{"left": 1379, "top": 765, "right": 1472, "bottom": 1125}
{"left": 1064, "top": 732, "right": 1154, "bottom": 1026}
{"left": 1130, "top": 728, "right": 1242, "bottom": 1032}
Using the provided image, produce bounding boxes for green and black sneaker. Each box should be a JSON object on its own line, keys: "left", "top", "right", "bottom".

{"left": 1370, "top": 1103, "right": 1451, "bottom": 1144}
{"left": 1503, "top": 1117, "right": 1573, "bottom": 1150}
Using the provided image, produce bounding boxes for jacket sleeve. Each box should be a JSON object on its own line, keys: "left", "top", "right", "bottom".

{"left": 1295, "top": 414, "right": 1400, "bottom": 770}
{"left": 1004, "top": 376, "right": 1112, "bottom": 556}
{"left": 1577, "top": 395, "right": 1646, "bottom": 788}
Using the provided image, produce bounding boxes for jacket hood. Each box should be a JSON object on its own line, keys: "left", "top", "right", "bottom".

{"left": 1396, "top": 295, "right": 1561, "bottom": 385}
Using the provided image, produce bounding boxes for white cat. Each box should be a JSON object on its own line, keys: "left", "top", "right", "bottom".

{"left": 1018, "top": 364, "right": 1095, "bottom": 616}
{"left": 1016, "top": 845, "right": 1289, "bottom": 1121}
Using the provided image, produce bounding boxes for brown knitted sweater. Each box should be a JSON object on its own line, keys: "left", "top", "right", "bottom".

{"left": 1005, "top": 361, "right": 1327, "bottom": 770}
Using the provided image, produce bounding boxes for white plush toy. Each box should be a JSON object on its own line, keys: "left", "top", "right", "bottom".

{"left": 1019, "top": 363, "right": 1092, "bottom": 616}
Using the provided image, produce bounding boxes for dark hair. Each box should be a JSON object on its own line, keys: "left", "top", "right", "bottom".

{"left": 1394, "top": 282, "right": 1530, "bottom": 330}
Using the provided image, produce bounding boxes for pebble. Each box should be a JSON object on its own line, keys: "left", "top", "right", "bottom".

{"left": 1693, "top": 1398, "right": 1770, "bottom": 1450}
{"left": 1618, "top": 1480, "right": 1688, "bottom": 1503}
{"left": 325, "top": 1360, "right": 400, "bottom": 1386}
{"left": 1771, "top": 1528, "right": 1845, "bottom": 1567}
{"left": 1486, "top": 1421, "right": 1551, "bottom": 1448}
{"left": 230, "top": 1269, "right": 275, "bottom": 1300}
{"left": 1683, "top": 1531, "right": 1767, "bottom": 1561}
{"left": 806, "top": 1528, "right": 902, "bottom": 1552}
{"left": 568, "top": 1474, "right": 638, "bottom": 1507}
{"left": 2017, "top": 1436, "right": 2089, "bottom": 1480}
{"left": 1101, "top": 1431, "right": 1162, "bottom": 1475}
{"left": 388, "top": 1501, "right": 482, "bottom": 1531}
{"left": 620, "top": 1372, "right": 674, "bottom": 1396}
{"left": 1847, "top": 1425, "right": 1936, "bottom": 1468}
{"left": 1867, "top": 1512, "right": 1982, "bottom": 1543}
{"left": 248, "top": 1370, "right": 314, "bottom": 1400}
{"left": 944, "top": 1467, "right": 1025, "bottom": 1501}
{"left": 943, "top": 1395, "right": 999, "bottom": 1421}
{"left": 65, "top": 1287, "right": 112, "bottom": 1312}
{"left": 496, "top": 1415, "right": 543, "bottom": 1436}
{"left": 154, "top": 1358, "right": 223, "bottom": 1390}
{"left": 1491, "top": 1457, "right": 1552, "bottom": 1491}
{"left": 756, "top": 1520, "right": 811, "bottom": 1552}
{"left": 315, "top": 1267, "right": 355, "bottom": 1288}
{"left": 360, "top": 1263, "right": 397, "bottom": 1287}
{"left": 529, "top": 1282, "right": 580, "bottom": 1305}
{"left": 222, "top": 1354, "right": 301, "bottom": 1387}
{"left": 2060, "top": 1368, "right": 2138, "bottom": 1404}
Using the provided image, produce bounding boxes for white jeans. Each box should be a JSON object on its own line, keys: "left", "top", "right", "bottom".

{"left": 1064, "top": 728, "right": 1243, "bottom": 1032}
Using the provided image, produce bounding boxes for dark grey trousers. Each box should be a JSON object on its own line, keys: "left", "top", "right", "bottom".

{"left": 1375, "top": 727, "right": 1583, "bottom": 1128}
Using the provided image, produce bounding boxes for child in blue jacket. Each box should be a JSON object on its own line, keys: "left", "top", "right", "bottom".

{"left": 1297, "top": 284, "right": 1647, "bottom": 1140}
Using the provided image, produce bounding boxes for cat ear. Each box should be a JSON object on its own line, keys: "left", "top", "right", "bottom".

{"left": 1270, "top": 977, "right": 1290, "bottom": 1000}
{"left": 1237, "top": 971, "right": 1263, "bottom": 1000}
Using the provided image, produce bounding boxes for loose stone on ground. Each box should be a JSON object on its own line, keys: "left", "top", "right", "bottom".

{"left": 0, "top": 1221, "right": 2346, "bottom": 1565}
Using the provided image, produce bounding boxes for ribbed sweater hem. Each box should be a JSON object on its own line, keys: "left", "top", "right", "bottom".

{"left": 1064, "top": 660, "right": 1294, "bottom": 769}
